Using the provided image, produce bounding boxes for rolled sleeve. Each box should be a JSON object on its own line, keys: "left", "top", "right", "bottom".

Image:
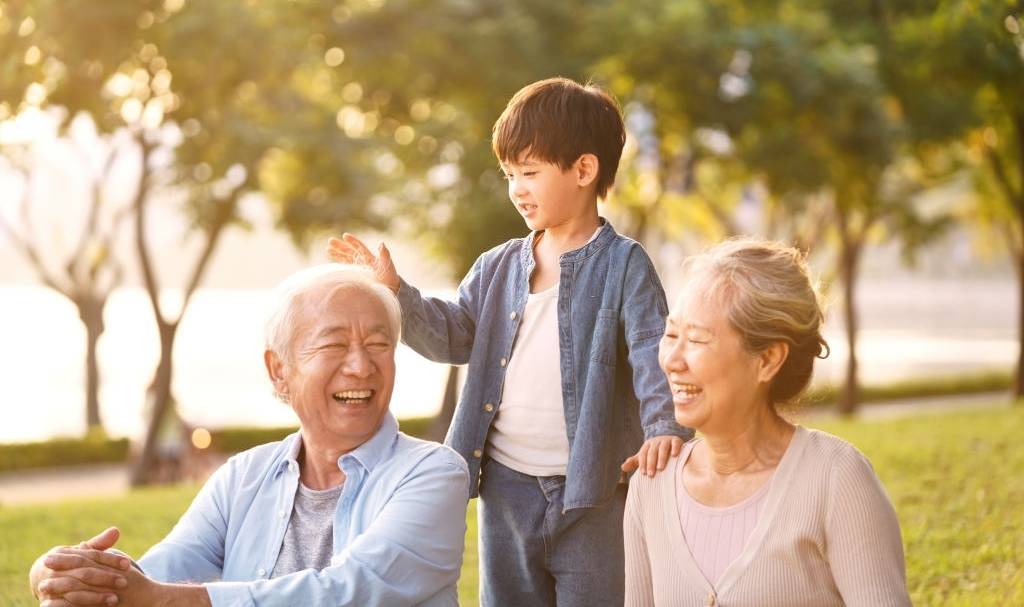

{"left": 396, "top": 258, "right": 482, "bottom": 364}
{"left": 621, "top": 246, "right": 692, "bottom": 442}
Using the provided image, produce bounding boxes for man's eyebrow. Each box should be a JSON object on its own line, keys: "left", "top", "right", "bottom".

{"left": 313, "top": 324, "right": 392, "bottom": 340}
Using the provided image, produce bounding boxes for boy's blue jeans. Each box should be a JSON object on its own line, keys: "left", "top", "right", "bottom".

{"left": 478, "top": 457, "right": 626, "bottom": 607}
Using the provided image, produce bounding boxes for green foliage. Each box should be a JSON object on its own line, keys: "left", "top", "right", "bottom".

{"left": 207, "top": 415, "right": 434, "bottom": 454}
{"left": 813, "top": 407, "right": 1024, "bottom": 606}
{"left": 0, "top": 437, "right": 129, "bottom": 473}
{"left": 803, "top": 369, "right": 1013, "bottom": 407}
{"left": 1, "top": 406, "right": 1021, "bottom": 605}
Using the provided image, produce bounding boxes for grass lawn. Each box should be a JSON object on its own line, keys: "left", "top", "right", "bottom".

{"left": 2, "top": 405, "right": 1021, "bottom": 606}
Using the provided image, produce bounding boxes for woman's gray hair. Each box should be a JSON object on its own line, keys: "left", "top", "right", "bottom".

{"left": 264, "top": 263, "right": 401, "bottom": 362}
{"left": 682, "top": 238, "right": 830, "bottom": 407}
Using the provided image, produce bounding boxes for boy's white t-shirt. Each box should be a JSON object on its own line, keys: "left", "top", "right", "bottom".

{"left": 486, "top": 225, "right": 604, "bottom": 477}
{"left": 486, "top": 280, "right": 570, "bottom": 476}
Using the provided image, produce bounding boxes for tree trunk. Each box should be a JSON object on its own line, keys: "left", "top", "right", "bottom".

{"left": 130, "top": 321, "right": 180, "bottom": 486}
{"left": 1014, "top": 114, "right": 1024, "bottom": 402}
{"left": 79, "top": 296, "right": 106, "bottom": 432}
{"left": 1015, "top": 249, "right": 1024, "bottom": 401}
{"left": 428, "top": 365, "right": 461, "bottom": 442}
{"left": 837, "top": 239, "right": 862, "bottom": 415}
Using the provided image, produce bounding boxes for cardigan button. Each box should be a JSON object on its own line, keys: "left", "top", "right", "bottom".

{"left": 500, "top": 357, "right": 507, "bottom": 367}
{"left": 707, "top": 592, "right": 716, "bottom": 606}
{"left": 473, "top": 449, "right": 483, "bottom": 458}
{"left": 483, "top": 403, "right": 494, "bottom": 412}
{"left": 510, "top": 311, "right": 517, "bottom": 320}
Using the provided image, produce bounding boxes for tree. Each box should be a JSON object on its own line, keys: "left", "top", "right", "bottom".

{"left": 594, "top": 1, "right": 955, "bottom": 413}
{"left": 0, "top": 1, "right": 155, "bottom": 434}
{"left": 0, "top": 116, "right": 131, "bottom": 433}
{"left": 873, "top": 1, "right": 1024, "bottom": 398}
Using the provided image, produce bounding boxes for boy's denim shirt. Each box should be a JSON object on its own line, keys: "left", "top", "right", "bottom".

{"left": 397, "top": 219, "right": 693, "bottom": 510}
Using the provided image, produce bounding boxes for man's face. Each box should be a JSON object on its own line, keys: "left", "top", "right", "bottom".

{"left": 501, "top": 154, "right": 590, "bottom": 232}
{"left": 269, "top": 284, "right": 396, "bottom": 453}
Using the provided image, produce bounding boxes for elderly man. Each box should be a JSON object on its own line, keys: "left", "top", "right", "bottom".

{"left": 29, "top": 264, "right": 470, "bottom": 606}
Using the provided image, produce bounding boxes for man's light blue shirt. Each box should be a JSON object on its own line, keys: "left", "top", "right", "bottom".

{"left": 137, "top": 412, "right": 470, "bottom": 607}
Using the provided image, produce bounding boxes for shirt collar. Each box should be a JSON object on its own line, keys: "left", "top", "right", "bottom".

{"left": 520, "top": 217, "right": 614, "bottom": 269}
{"left": 277, "top": 410, "right": 399, "bottom": 477}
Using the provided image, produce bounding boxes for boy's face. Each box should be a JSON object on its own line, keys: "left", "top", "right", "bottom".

{"left": 500, "top": 154, "right": 593, "bottom": 232}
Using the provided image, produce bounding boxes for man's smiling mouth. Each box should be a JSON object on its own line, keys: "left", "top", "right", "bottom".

{"left": 333, "top": 390, "right": 374, "bottom": 404}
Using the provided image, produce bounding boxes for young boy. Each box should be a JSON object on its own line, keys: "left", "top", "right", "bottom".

{"left": 329, "top": 77, "right": 691, "bottom": 606}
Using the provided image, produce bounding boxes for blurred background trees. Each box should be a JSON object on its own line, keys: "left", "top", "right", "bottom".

{"left": 2, "top": 0, "right": 1021, "bottom": 482}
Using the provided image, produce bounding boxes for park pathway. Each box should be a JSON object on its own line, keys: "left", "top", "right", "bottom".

{"left": 0, "top": 392, "right": 1014, "bottom": 506}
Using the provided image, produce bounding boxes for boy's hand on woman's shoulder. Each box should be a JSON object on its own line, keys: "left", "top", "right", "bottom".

{"left": 327, "top": 233, "right": 401, "bottom": 294}
{"left": 621, "top": 435, "right": 684, "bottom": 478}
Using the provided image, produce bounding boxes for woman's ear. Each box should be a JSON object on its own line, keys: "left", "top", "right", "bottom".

{"left": 264, "top": 350, "right": 290, "bottom": 401}
{"left": 575, "top": 153, "right": 599, "bottom": 188}
{"left": 758, "top": 341, "right": 790, "bottom": 384}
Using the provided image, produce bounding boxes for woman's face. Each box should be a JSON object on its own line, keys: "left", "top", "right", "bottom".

{"left": 659, "top": 277, "right": 768, "bottom": 434}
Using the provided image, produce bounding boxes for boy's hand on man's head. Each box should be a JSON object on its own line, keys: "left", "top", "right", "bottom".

{"left": 327, "top": 233, "right": 401, "bottom": 294}
{"left": 621, "top": 435, "right": 684, "bottom": 477}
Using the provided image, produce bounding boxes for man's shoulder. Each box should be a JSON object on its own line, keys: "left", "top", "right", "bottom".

{"left": 391, "top": 432, "right": 470, "bottom": 476}
{"left": 219, "top": 432, "right": 298, "bottom": 476}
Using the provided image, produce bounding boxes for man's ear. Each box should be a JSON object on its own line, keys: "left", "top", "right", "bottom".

{"left": 264, "top": 350, "right": 289, "bottom": 399}
{"left": 575, "top": 153, "right": 599, "bottom": 188}
{"left": 757, "top": 341, "right": 789, "bottom": 384}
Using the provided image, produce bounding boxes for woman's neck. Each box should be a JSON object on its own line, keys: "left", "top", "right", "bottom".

{"left": 699, "top": 410, "right": 795, "bottom": 477}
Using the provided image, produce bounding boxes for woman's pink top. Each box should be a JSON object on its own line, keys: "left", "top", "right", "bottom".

{"left": 676, "top": 440, "right": 772, "bottom": 586}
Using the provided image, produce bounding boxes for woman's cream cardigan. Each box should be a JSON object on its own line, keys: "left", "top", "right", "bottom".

{"left": 624, "top": 426, "right": 912, "bottom": 606}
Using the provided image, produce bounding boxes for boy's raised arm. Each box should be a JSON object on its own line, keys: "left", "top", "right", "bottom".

{"left": 327, "top": 233, "right": 481, "bottom": 364}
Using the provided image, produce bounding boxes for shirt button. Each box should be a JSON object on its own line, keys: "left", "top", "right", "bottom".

{"left": 473, "top": 449, "right": 483, "bottom": 458}
{"left": 500, "top": 357, "right": 507, "bottom": 367}
{"left": 510, "top": 311, "right": 517, "bottom": 320}
{"left": 257, "top": 568, "right": 266, "bottom": 577}
{"left": 279, "top": 509, "right": 287, "bottom": 518}
{"left": 483, "top": 403, "right": 494, "bottom": 412}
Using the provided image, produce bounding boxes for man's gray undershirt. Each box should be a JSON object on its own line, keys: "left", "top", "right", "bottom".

{"left": 271, "top": 481, "right": 343, "bottom": 577}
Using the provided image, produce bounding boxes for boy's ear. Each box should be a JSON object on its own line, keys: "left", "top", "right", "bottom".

{"left": 575, "top": 153, "right": 599, "bottom": 188}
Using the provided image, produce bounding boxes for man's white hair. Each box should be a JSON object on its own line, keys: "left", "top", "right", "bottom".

{"left": 264, "top": 263, "right": 401, "bottom": 361}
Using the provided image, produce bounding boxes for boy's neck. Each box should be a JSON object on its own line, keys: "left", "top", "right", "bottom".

{"left": 535, "top": 206, "right": 601, "bottom": 255}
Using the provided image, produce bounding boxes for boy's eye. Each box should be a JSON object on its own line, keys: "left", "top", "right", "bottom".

{"left": 523, "top": 171, "right": 537, "bottom": 177}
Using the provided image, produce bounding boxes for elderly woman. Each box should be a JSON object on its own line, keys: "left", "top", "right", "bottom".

{"left": 30, "top": 264, "right": 469, "bottom": 607}
{"left": 624, "top": 239, "right": 911, "bottom": 607}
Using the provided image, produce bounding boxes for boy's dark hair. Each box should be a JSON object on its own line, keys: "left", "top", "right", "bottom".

{"left": 492, "top": 77, "right": 626, "bottom": 199}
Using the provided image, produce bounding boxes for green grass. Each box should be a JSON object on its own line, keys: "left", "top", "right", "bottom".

{"left": 2, "top": 405, "right": 1021, "bottom": 605}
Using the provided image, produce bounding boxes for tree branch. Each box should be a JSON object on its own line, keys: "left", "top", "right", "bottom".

{"left": 0, "top": 163, "right": 69, "bottom": 294}
{"left": 177, "top": 191, "right": 239, "bottom": 321}
{"left": 68, "top": 140, "right": 120, "bottom": 284}
{"left": 986, "top": 143, "right": 1024, "bottom": 219}
{"left": 131, "top": 134, "right": 165, "bottom": 325}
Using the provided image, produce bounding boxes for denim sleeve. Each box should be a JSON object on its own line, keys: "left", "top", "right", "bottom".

{"left": 621, "top": 246, "right": 693, "bottom": 441}
{"left": 395, "top": 256, "right": 483, "bottom": 365}
{"left": 137, "top": 458, "right": 233, "bottom": 583}
{"left": 204, "top": 455, "right": 470, "bottom": 607}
